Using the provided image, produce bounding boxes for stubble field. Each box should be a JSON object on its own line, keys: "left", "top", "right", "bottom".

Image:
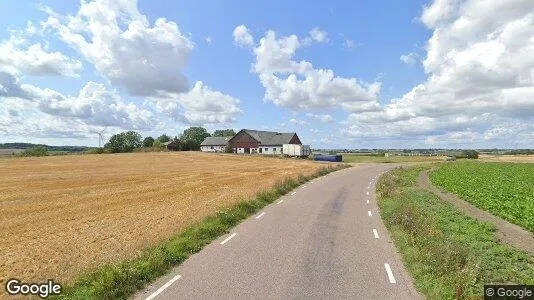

{"left": 0, "top": 152, "right": 321, "bottom": 287}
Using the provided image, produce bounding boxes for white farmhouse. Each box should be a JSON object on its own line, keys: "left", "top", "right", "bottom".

{"left": 200, "top": 136, "right": 232, "bottom": 152}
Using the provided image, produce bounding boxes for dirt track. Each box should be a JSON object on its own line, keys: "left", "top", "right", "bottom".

{"left": 0, "top": 152, "right": 321, "bottom": 287}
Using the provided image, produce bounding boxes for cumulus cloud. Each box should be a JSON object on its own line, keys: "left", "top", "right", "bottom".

{"left": 344, "top": 0, "right": 534, "bottom": 146}
{"left": 235, "top": 26, "right": 381, "bottom": 112}
{"left": 1, "top": 71, "right": 155, "bottom": 132}
{"left": 154, "top": 81, "right": 242, "bottom": 125}
{"left": 42, "top": 0, "right": 194, "bottom": 97}
{"left": 233, "top": 24, "right": 254, "bottom": 47}
{"left": 0, "top": 27, "right": 82, "bottom": 76}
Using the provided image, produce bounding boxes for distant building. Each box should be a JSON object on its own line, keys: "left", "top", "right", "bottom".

{"left": 163, "top": 141, "right": 179, "bottom": 151}
{"left": 228, "top": 129, "right": 302, "bottom": 155}
{"left": 200, "top": 136, "right": 232, "bottom": 152}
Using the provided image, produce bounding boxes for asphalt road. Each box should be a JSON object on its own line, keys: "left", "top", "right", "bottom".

{"left": 135, "top": 164, "right": 421, "bottom": 300}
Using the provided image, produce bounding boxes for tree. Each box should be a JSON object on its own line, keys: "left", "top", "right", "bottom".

{"left": 20, "top": 146, "right": 48, "bottom": 157}
{"left": 143, "top": 136, "right": 155, "bottom": 147}
{"left": 171, "top": 136, "right": 183, "bottom": 151}
{"left": 212, "top": 129, "right": 236, "bottom": 137}
{"left": 104, "top": 131, "right": 142, "bottom": 153}
{"left": 462, "top": 150, "right": 479, "bottom": 159}
{"left": 181, "top": 127, "right": 210, "bottom": 151}
{"left": 156, "top": 134, "right": 171, "bottom": 143}
{"left": 152, "top": 140, "right": 165, "bottom": 151}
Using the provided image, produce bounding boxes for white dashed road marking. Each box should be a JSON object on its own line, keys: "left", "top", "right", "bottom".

{"left": 366, "top": 199, "right": 369, "bottom": 204}
{"left": 277, "top": 199, "right": 284, "bottom": 204}
{"left": 384, "top": 263, "right": 397, "bottom": 284}
{"left": 368, "top": 211, "right": 372, "bottom": 217}
{"left": 255, "top": 212, "right": 266, "bottom": 219}
{"left": 373, "top": 229, "right": 379, "bottom": 239}
{"left": 145, "top": 274, "right": 182, "bottom": 300}
{"left": 220, "top": 233, "right": 237, "bottom": 245}
{"left": 291, "top": 192, "right": 296, "bottom": 195}
{"left": 366, "top": 191, "right": 369, "bottom": 196}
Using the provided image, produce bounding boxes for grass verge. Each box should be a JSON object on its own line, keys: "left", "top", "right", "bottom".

{"left": 377, "top": 165, "right": 534, "bottom": 299}
{"left": 55, "top": 163, "right": 350, "bottom": 299}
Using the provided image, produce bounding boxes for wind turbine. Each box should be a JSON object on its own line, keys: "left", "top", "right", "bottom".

{"left": 91, "top": 127, "right": 106, "bottom": 148}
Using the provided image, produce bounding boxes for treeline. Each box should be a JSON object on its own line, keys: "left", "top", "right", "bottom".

{"left": 99, "top": 127, "right": 236, "bottom": 154}
{"left": 0, "top": 143, "right": 89, "bottom": 152}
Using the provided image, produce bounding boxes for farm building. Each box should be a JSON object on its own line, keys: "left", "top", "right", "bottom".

{"left": 163, "top": 140, "right": 179, "bottom": 151}
{"left": 228, "top": 129, "right": 302, "bottom": 155}
{"left": 200, "top": 136, "right": 232, "bottom": 152}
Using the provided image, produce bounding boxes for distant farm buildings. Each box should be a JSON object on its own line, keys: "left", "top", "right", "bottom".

{"left": 200, "top": 129, "right": 309, "bottom": 156}
{"left": 200, "top": 136, "right": 232, "bottom": 152}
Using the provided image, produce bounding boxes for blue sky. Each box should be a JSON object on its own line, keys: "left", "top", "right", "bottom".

{"left": 0, "top": 0, "right": 533, "bottom": 148}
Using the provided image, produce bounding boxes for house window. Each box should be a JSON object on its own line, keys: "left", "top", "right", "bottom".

{"left": 211, "top": 146, "right": 214, "bottom": 149}
{"left": 273, "top": 148, "right": 276, "bottom": 152}
{"left": 265, "top": 148, "right": 268, "bottom": 151}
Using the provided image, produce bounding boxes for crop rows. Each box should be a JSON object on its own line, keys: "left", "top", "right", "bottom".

{"left": 430, "top": 161, "right": 534, "bottom": 232}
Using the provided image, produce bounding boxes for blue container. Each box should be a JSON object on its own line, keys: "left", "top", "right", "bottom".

{"left": 314, "top": 154, "right": 342, "bottom": 162}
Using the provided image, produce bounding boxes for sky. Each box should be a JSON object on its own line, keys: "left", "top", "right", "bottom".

{"left": 0, "top": 0, "right": 533, "bottom": 149}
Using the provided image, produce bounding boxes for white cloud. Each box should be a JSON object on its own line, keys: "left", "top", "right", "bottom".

{"left": 289, "top": 118, "right": 307, "bottom": 125}
{"left": 343, "top": 39, "right": 361, "bottom": 50}
{"left": 306, "top": 113, "right": 334, "bottom": 123}
{"left": 42, "top": 0, "right": 194, "bottom": 97}
{"left": 154, "top": 81, "right": 242, "bottom": 125}
{"left": 233, "top": 24, "right": 254, "bottom": 47}
{"left": 236, "top": 27, "right": 381, "bottom": 112}
{"left": 302, "top": 27, "right": 328, "bottom": 45}
{"left": 1, "top": 71, "right": 155, "bottom": 132}
{"left": 205, "top": 36, "right": 212, "bottom": 44}
{"left": 400, "top": 52, "right": 418, "bottom": 65}
{"left": 343, "top": 0, "right": 534, "bottom": 147}
{"left": 0, "top": 28, "right": 82, "bottom": 76}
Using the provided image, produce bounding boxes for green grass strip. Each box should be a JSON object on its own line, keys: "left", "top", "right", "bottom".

{"left": 377, "top": 165, "right": 534, "bottom": 299}
{"left": 55, "top": 164, "right": 350, "bottom": 299}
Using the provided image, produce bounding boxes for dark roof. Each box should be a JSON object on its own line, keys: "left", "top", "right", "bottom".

{"left": 237, "top": 129, "right": 297, "bottom": 145}
{"left": 200, "top": 136, "right": 232, "bottom": 146}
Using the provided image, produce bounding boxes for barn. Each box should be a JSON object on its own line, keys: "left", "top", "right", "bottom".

{"left": 163, "top": 140, "right": 179, "bottom": 151}
{"left": 228, "top": 129, "right": 302, "bottom": 155}
{"left": 200, "top": 136, "right": 232, "bottom": 152}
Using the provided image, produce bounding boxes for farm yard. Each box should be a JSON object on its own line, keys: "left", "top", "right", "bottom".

{"left": 0, "top": 152, "right": 322, "bottom": 287}
{"left": 430, "top": 161, "right": 534, "bottom": 232}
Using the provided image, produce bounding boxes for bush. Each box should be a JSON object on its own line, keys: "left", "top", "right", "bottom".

{"left": 19, "top": 146, "right": 48, "bottom": 157}
{"left": 456, "top": 150, "right": 479, "bottom": 159}
{"left": 87, "top": 148, "right": 104, "bottom": 154}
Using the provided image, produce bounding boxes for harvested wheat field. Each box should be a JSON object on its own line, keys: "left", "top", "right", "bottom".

{"left": 0, "top": 152, "right": 322, "bottom": 287}
{"left": 479, "top": 154, "right": 534, "bottom": 163}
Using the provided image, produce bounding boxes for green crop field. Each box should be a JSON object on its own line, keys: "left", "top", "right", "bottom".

{"left": 430, "top": 162, "right": 534, "bottom": 232}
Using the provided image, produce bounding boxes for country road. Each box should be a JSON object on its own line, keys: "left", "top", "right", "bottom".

{"left": 134, "top": 164, "right": 421, "bottom": 300}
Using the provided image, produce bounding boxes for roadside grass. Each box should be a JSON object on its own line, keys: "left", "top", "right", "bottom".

{"left": 430, "top": 161, "right": 534, "bottom": 232}
{"left": 377, "top": 165, "right": 534, "bottom": 299}
{"left": 54, "top": 163, "right": 350, "bottom": 299}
